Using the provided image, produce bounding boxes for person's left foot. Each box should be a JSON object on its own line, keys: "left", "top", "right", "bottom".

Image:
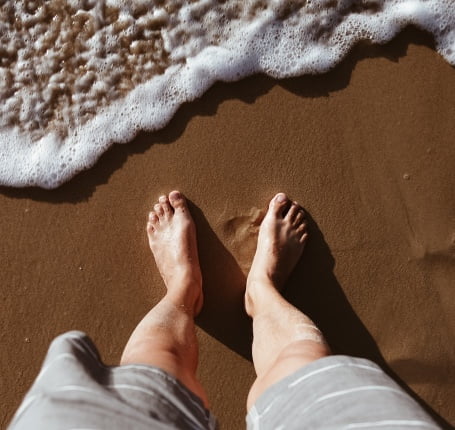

{"left": 147, "top": 191, "right": 203, "bottom": 316}
{"left": 245, "top": 193, "right": 307, "bottom": 317}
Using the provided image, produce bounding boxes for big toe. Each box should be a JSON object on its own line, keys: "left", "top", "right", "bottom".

{"left": 169, "top": 190, "right": 188, "bottom": 213}
{"left": 268, "top": 192, "right": 290, "bottom": 218}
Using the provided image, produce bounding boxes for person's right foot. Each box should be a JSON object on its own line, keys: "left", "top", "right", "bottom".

{"left": 147, "top": 191, "right": 203, "bottom": 316}
{"left": 245, "top": 193, "right": 307, "bottom": 317}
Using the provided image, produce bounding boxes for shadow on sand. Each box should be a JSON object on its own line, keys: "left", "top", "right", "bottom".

{"left": 189, "top": 201, "right": 252, "bottom": 359}
{"left": 287, "top": 213, "right": 452, "bottom": 429}
{"left": 191, "top": 200, "right": 452, "bottom": 429}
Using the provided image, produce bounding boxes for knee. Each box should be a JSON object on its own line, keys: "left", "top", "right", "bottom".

{"left": 277, "top": 339, "right": 331, "bottom": 363}
{"left": 49, "top": 331, "right": 98, "bottom": 357}
{"left": 247, "top": 340, "right": 330, "bottom": 410}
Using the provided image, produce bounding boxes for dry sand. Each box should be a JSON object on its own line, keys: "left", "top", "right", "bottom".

{"left": 1, "top": 29, "right": 454, "bottom": 429}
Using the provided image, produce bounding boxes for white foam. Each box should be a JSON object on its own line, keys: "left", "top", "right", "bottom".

{"left": 0, "top": 0, "right": 454, "bottom": 188}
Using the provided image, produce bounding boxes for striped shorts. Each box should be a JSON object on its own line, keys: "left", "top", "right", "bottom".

{"left": 8, "top": 331, "right": 439, "bottom": 430}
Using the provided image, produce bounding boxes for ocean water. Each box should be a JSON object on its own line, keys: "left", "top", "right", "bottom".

{"left": 0, "top": 0, "right": 454, "bottom": 188}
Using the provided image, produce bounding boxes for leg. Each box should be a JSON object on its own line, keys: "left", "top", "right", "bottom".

{"left": 245, "top": 193, "right": 331, "bottom": 410}
{"left": 120, "top": 191, "right": 208, "bottom": 407}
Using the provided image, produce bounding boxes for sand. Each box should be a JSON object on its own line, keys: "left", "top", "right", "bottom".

{"left": 1, "top": 28, "right": 454, "bottom": 429}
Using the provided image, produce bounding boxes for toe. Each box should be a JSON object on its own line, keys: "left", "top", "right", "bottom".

{"left": 159, "top": 195, "right": 173, "bottom": 218}
{"left": 296, "top": 223, "right": 307, "bottom": 235}
{"left": 146, "top": 221, "right": 155, "bottom": 234}
{"left": 300, "top": 232, "right": 309, "bottom": 244}
{"left": 292, "top": 210, "right": 306, "bottom": 227}
{"left": 148, "top": 211, "right": 159, "bottom": 224}
{"left": 169, "top": 190, "right": 188, "bottom": 213}
{"left": 285, "top": 202, "right": 301, "bottom": 223}
{"left": 268, "top": 193, "right": 290, "bottom": 217}
{"left": 147, "top": 212, "right": 158, "bottom": 234}
{"left": 154, "top": 203, "right": 164, "bottom": 218}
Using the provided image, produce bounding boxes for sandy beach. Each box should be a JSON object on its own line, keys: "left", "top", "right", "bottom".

{"left": 1, "top": 28, "right": 454, "bottom": 429}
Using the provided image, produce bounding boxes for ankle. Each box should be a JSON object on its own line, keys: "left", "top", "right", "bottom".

{"left": 245, "top": 278, "right": 280, "bottom": 318}
{"left": 165, "top": 290, "right": 201, "bottom": 316}
{"left": 164, "top": 268, "right": 202, "bottom": 290}
{"left": 247, "top": 261, "right": 286, "bottom": 291}
{"left": 246, "top": 273, "right": 278, "bottom": 296}
{"left": 163, "top": 275, "right": 202, "bottom": 314}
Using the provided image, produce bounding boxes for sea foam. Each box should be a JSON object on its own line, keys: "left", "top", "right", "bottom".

{"left": 0, "top": 0, "right": 454, "bottom": 188}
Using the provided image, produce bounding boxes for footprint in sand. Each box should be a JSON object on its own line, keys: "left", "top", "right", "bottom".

{"left": 222, "top": 207, "right": 265, "bottom": 274}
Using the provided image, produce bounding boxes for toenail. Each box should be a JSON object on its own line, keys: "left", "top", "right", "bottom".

{"left": 159, "top": 195, "right": 167, "bottom": 202}
{"left": 276, "top": 193, "right": 286, "bottom": 203}
{"left": 171, "top": 191, "right": 182, "bottom": 199}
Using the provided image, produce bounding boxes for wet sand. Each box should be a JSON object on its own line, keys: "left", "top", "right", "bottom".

{"left": 1, "top": 29, "right": 454, "bottom": 429}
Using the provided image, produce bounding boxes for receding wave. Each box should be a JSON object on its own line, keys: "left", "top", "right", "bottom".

{"left": 0, "top": 0, "right": 454, "bottom": 188}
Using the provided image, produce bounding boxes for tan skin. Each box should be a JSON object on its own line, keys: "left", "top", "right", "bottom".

{"left": 120, "top": 191, "right": 330, "bottom": 411}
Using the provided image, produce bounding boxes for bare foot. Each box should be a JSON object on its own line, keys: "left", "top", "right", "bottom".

{"left": 147, "top": 191, "right": 203, "bottom": 316}
{"left": 245, "top": 193, "right": 307, "bottom": 317}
